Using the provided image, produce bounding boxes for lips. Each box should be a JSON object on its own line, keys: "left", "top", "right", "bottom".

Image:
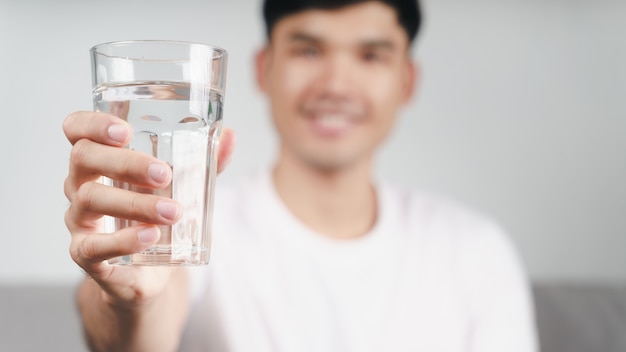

{"left": 302, "top": 101, "right": 365, "bottom": 137}
{"left": 304, "top": 112, "right": 353, "bottom": 137}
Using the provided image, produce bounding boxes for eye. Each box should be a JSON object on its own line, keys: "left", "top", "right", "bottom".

{"left": 362, "top": 50, "right": 384, "bottom": 63}
{"left": 294, "top": 45, "right": 320, "bottom": 58}
{"left": 362, "top": 47, "right": 394, "bottom": 64}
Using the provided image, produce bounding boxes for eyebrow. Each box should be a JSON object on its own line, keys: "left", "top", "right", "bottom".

{"left": 289, "top": 32, "right": 322, "bottom": 45}
{"left": 361, "top": 39, "right": 395, "bottom": 52}
{"left": 288, "top": 31, "right": 396, "bottom": 51}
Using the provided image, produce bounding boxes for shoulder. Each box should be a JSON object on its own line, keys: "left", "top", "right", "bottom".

{"left": 384, "top": 185, "right": 531, "bottom": 285}
{"left": 383, "top": 184, "right": 504, "bottom": 239}
{"left": 381, "top": 184, "right": 524, "bottom": 269}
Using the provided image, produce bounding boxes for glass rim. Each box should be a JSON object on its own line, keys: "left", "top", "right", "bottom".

{"left": 90, "top": 39, "right": 227, "bottom": 61}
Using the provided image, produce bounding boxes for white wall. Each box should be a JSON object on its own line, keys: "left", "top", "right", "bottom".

{"left": 0, "top": 0, "right": 623, "bottom": 284}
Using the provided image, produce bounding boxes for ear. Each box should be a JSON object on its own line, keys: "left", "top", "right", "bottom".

{"left": 401, "top": 59, "right": 419, "bottom": 104}
{"left": 255, "top": 47, "right": 271, "bottom": 93}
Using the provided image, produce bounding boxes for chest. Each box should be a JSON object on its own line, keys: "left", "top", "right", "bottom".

{"left": 197, "top": 232, "right": 472, "bottom": 352}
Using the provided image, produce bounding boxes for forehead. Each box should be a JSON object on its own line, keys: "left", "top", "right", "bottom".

{"left": 270, "top": 2, "right": 408, "bottom": 48}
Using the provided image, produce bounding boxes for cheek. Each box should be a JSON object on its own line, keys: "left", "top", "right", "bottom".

{"left": 267, "top": 62, "right": 314, "bottom": 134}
{"left": 270, "top": 62, "right": 312, "bottom": 104}
{"left": 367, "top": 73, "right": 405, "bottom": 120}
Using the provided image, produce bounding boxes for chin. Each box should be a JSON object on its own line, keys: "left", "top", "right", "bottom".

{"left": 299, "top": 151, "right": 365, "bottom": 173}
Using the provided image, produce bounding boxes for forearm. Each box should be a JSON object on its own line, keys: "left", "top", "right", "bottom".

{"left": 77, "top": 268, "right": 190, "bottom": 352}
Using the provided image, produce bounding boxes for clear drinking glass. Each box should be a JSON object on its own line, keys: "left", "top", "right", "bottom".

{"left": 90, "top": 40, "right": 227, "bottom": 265}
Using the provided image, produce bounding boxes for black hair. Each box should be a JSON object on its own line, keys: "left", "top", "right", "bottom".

{"left": 263, "top": 0, "right": 422, "bottom": 45}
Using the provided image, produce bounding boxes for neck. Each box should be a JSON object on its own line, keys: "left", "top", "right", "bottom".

{"left": 272, "top": 149, "right": 378, "bottom": 239}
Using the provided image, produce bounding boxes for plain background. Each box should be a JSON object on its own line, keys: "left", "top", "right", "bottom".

{"left": 0, "top": 0, "right": 624, "bottom": 285}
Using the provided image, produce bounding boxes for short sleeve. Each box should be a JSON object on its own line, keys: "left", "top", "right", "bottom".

{"left": 458, "top": 224, "right": 539, "bottom": 352}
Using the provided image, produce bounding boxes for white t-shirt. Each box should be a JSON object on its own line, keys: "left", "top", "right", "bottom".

{"left": 181, "top": 169, "right": 538, "bottom": 352}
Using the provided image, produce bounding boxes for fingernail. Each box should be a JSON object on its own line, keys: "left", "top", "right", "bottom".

{"left": 138, "top": 227, "right": 160, "bottom": 244}
{"left": 148, "top": 163, "right": 170, "bottom": 184}
{"left": 156, "top": 201, "right": 180, "bottom": 221}
{"left": 108, "top": 124, "right": 128, "bottom": 144}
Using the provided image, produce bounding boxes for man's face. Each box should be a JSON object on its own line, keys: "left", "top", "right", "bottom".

{"left": 257, "top": 1, "right": 416, "bottom": 171}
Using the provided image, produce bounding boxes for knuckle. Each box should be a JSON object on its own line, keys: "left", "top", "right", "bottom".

{"left": 63, "top": 177, "right": 75, "bottom": 201}
{"left": 118, "top": 151, "right": 134, "bottom": 175}
{"left": 127, "top": 193, "right": 150, "bottom": 221}
{"left": 62, "top": 112, "right": 77, "bottom": 137}
{"left": 63, "top": 111, "right": 92, "bottom": 145}
{"left": 69, "top": 237, "right": 85, "bottom": 263}
{"left": 64, "top": 208, "right": 74, "bottom": 231}
{"left": 129, "top": 193, "right": 140, "bottom": 212}
{"left": 76, "top": 237, "right": 98, "bottom": 262}
{"left": 74, "top": 182, "right": 97, "bottom": 210}
{"left": 69, "top": 240, "right": 80, "bottom": 262}
{"left": 64, "top": 205, "right": 93, "bottom": 234}
{"left": 69, "top": 139, "right": 91, "bottom": 168}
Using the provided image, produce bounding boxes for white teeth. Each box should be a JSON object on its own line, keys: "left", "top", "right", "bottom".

{"left": 317, "top": 114, "right": 350, "bottom": 129}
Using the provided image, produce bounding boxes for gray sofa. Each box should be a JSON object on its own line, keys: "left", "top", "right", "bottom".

{"left": 532, "top": 282, "right": 626, "bottom": 352}
{"left": 1, "top": 282, "right": 625, "bottom": 351}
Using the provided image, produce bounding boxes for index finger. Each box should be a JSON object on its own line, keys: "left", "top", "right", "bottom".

{"left": 63, "top": 111, "right": 133, "bottom": 147}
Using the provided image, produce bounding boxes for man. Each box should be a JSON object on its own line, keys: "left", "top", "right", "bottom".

{"left": 63, "top": 0, "right": 538, "bottom": 351}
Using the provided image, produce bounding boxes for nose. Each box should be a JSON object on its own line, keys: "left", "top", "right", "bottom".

{"left": 316, "top": 53, "right": 355, "bottom": 98}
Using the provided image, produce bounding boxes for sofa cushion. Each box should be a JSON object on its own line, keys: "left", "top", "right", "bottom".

{"left": 0, "top": 284, "right": 87, "bottom": 351}
{"left": 533, "top": 282, "right": 626, "bottom": 352}
{"left": 1, "top": 282, "right": 625, "bottom": 351}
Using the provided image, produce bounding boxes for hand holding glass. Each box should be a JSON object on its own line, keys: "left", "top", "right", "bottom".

{"left": 91, "top": 40, "right": 227, "bottom": 265}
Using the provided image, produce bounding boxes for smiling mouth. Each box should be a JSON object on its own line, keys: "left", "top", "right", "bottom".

{"left": 304, "top": 111, "right": 359, "bottom": 137}
{"left": 302, "top": 101, "right": 365, "bottom": 137}
{"left": 316, "top": 113, "right": 352, "bottom": 128}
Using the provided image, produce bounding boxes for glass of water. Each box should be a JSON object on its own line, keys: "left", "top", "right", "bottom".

{"left": 90, "top": 40, "right": 227, "bottom": 265}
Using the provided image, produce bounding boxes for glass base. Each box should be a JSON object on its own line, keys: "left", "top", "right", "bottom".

{"left": 108, "top": 245, "right": 210, "bottom": 266}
